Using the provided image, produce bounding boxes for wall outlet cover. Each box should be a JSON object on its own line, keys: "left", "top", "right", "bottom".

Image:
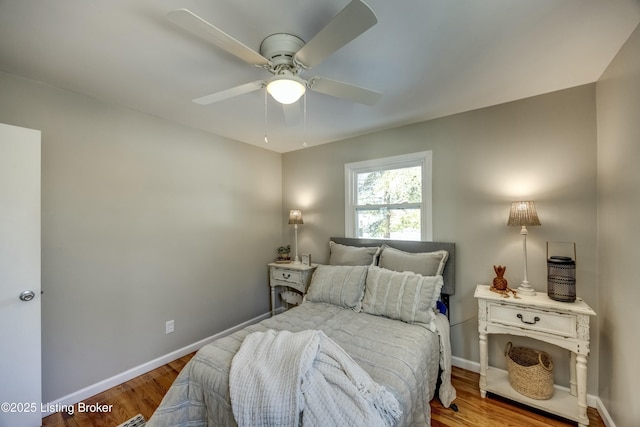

{"left": 165, "top": 320, "right": 174, "bottom": 334}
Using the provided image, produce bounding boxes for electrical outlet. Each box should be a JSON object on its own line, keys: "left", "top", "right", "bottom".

{"left": 165, "top": 320, "right": 174, "bottom": 334}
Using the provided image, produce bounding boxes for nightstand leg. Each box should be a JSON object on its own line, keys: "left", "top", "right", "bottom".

{"left": 479, "top": 331, "right": 488, "bottom": 398}
{"left": 576, "top": 353, "right": 589, "bottom": 427}
{"left": 569, "top": 351, "right": 577, "bottom": 396}
{"left": 270, "top": 287, "right": 275, "bottom": 317}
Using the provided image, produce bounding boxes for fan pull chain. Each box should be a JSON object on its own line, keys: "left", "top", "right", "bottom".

{"left": 302, "top": 92, "right": 308, "bottom": 148}
{"left": 263, "top": 89, "right": 269, "bottom": 143}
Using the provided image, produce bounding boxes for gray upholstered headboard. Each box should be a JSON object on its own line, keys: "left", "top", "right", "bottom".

{"left": 330, "top": 237, "right": 456, "bottom": 297}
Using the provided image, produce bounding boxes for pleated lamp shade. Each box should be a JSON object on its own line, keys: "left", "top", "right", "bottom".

{"left": 288, "top": 209, "right": 303, "bottom": 225}
{"left": 507, "top": 201, "right": 541, "bottom": 227}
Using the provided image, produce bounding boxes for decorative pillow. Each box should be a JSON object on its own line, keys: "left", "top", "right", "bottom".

{"left": 378, "top": 245, "right": 449, "bottom": 276}
{"left": 305, "top": 265, "right": 368, "bottom": 311}
{"left": 329, "top": 241, "right": 381, "bottom": 266}
{"left": 362, "top": 265, "right": 443, "bottom": 329}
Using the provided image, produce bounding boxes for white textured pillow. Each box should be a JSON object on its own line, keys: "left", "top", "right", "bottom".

{"left": 362, "top": 265, "right": 443, "bottom": 329}
{"left": 329, "top": 241, "right": 381, "bottom": 266}
{"left": 305, "top": 265, "right": 368, "bottom": 311}
{"left": 379, "top": 246, "right": 449, "bottom": 276}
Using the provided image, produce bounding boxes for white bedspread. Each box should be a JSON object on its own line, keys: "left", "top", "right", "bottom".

{"left": 230, "top": 329, "right": 400, "bottom": 427}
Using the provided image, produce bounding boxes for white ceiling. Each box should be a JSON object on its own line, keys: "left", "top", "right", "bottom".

{"left": 1, "top": 0, "right": 639, "bottom": 153}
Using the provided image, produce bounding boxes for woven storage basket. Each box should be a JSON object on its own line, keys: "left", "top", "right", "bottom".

{"left": 505, "top": 342, "right": 554, "bottom": 400}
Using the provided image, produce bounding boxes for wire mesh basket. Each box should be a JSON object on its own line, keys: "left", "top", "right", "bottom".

{"left": 547, "top": 242, "right": 576, "bottom": 302}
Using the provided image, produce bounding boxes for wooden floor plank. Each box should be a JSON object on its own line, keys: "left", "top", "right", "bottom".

{"left": 42, "top": 357, "right": 605, "bottom": 426}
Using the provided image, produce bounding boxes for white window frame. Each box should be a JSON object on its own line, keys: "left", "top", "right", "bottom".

{"left": 345, "top": 151, "right": 433, "bottom": 241}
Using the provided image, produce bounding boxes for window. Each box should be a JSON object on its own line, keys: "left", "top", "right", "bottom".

{"left": 345, "top": 151, "right": 432, "bottom": 241}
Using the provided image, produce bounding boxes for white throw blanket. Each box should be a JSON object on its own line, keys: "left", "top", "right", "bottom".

{"left": 229, "top": 329, "right": 401, "bottom": 427}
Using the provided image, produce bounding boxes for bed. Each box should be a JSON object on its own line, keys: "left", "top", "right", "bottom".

{"left": 147, "top": 238, "right": 456, "bottom": 427}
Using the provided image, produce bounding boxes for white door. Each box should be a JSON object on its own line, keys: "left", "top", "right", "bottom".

{"left": 0, "top": 123, "right": 42, "bottom": 427}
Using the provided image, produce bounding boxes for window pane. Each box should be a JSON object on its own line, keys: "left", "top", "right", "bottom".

{"left": 357, "top": 208, "right": 421, "bottom": 240}
{"left": 357, "top": 166, "right": 421, "bottom": 205}
{"left": 345, "top": 151, "right": 432, "bottom": 241}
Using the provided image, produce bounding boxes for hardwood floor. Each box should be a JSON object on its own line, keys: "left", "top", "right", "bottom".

{"left": 430, "top": 367, "right": 605, "bottom": 427}
{"left": 41, "top": 354, "right": 194, "bottom": 427}
{"left": 42, "top": 357, "right": 605, "bottom": 427}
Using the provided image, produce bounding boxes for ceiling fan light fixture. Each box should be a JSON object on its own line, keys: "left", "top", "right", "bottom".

{"left": 267, "top": 75, "right": 306, "bottom": 104}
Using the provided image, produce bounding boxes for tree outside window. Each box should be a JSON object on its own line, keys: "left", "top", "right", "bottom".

{"left": 345, "top": 151, "right": 432, "bottom": 241}
{"left": 356, "top": 167, "right": 421, "bottom": 239}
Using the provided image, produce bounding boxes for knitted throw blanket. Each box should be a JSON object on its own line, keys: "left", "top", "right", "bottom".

{"left": 229, "top": 329, "right": 401, "bottom": 427}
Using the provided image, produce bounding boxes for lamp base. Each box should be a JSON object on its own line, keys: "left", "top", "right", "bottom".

{"left": 517, "top": 282, "right": 536, "bottom": 296}
{"left": 292, "top": 256, "right": 301, "bottom": 265}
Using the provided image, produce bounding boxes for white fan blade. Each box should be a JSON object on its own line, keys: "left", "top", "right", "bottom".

{"left": 168, "top": 9, "right": 270, "bottom": 67}
{"left": 294, "top": 0, "right": 377, "bottom": 69}
{"left": 282, "top": 102, "right": 301, "bottom": 126}
{"left": 309, "top": 77, "right": 381, "bottom": 105}
{"left": 193, "top": 81, "right": 265, "bottom": 105}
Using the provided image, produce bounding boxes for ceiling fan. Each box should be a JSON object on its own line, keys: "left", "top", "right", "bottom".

{"left": 167, "top": 0, "right": 382, "bottom": 113}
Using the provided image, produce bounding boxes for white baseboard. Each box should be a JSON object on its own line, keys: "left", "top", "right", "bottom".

{"left": 596, "top": 397, "right": 616, "bottom": 427}
{"left": 45, "top": 311, "right": 272, "bottom": 410}
{"left": 452, "top": 355, "right": 480, "bottom": 373}
{"left": 450, "top": 356, "right": 612, "bottom": 423}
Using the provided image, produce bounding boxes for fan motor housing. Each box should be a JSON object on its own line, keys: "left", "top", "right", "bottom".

{"left": 260, "top": 33, "right": 305, "bottom": 67}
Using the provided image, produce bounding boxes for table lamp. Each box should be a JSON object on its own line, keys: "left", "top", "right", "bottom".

{"left": 507, "top": 201, "right": 541, "bottom": 295}
{"left": 288, "top": 209, "right": 303, "bottom": 264}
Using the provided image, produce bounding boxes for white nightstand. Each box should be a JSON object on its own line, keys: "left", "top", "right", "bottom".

{"left": 474, "top": 284, "right": 596, "bottom": 427}
{"left": 268, "top": 263, "right": 317, "bottom": 316}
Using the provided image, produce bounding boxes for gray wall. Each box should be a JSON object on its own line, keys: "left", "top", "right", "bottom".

{"left": 0, "top": 71, "right": 283, "bottom": 402}
{"left": 283, "top": 84, "right": 599, "bottom": 393}
{"left": 596, "top": 23, "right": 640, "bottom": 427}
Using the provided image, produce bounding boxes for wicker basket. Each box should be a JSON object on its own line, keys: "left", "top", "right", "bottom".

{"left": 504, "top": 342, "right": 554, "bottom": 400}
{"left": 280, "top": 290, "right": 302, "bottom": 306}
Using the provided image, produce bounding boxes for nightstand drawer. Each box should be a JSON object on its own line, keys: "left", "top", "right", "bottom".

{"left": 270, "top": 267, "right": 303, "bottom": 284}
{"left": 488, "top": 302, "right": 576, "bottom": 338}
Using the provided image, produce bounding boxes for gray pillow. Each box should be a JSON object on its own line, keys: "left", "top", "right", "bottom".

{"left": 305, "top": 265, "right": 368, "bottom": 311}
{"left": 362, "top": 265, "right": 443, "bottom": 330}
{"left": 329, "top": 241, "right": 381, "bottom": 266}
{"left": 378, "top": 245, "right": 449, "bottom": 276}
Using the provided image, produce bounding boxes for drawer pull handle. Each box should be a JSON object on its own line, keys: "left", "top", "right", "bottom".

{"left": 517, "top": 314, "right": 540, "bottom": 325}
{"left": 282, "top": 273, "right": 291, "bottom": 279}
